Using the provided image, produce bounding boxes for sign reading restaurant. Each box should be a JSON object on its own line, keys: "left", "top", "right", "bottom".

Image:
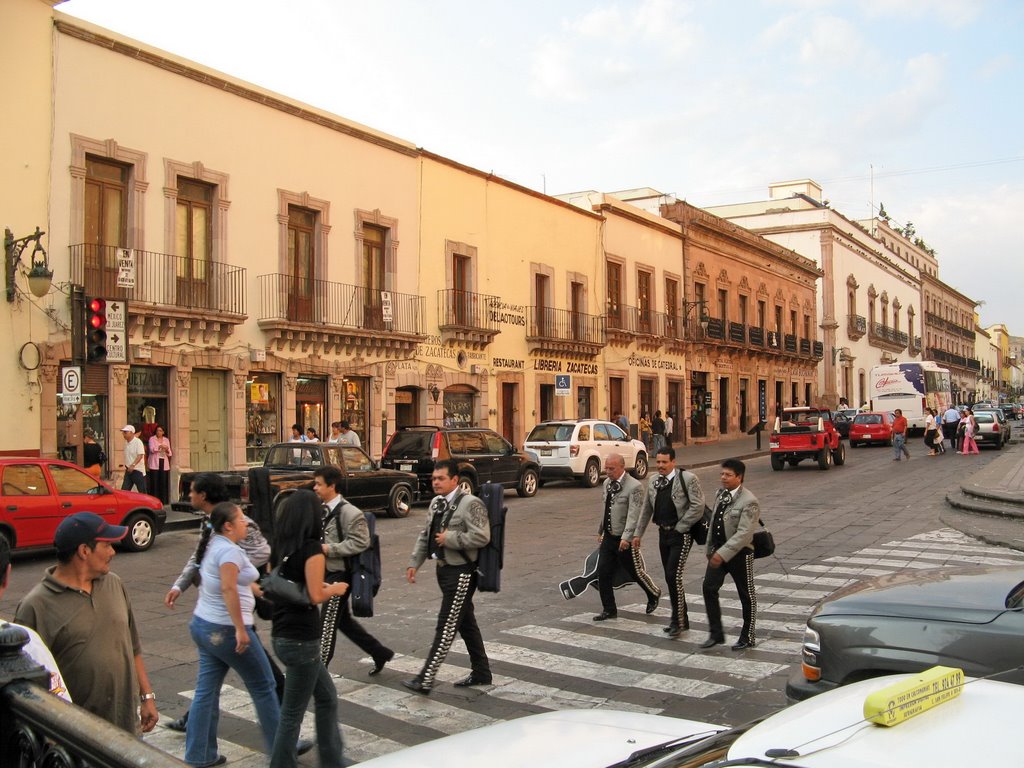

{"left": 490, "top": 357, "right": 599, "bottom": 375}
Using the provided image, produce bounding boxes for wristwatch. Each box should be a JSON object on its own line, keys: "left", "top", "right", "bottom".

{"left": 140, "top": 692, "right": 156, "bottom": 702}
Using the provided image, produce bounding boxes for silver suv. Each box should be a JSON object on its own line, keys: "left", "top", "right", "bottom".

{"left": 524, "top": 419, "right": 649, "bottom": 487}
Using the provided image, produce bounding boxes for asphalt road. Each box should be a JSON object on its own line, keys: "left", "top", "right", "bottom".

{"left": 3, "top": 441, "right": 1021, "bottom": 765}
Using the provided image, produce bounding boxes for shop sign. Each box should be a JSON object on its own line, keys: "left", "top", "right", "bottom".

{"left": 116, "top": 248, "right": 136, "bottom": 288}
{"left": 381, "top": 291, "right": 393, "bottom": 323}
{"left": 127, "top": 366, "right": 168, "bottom": 395}
{"left": 533, "top": 359, "right": 598, "bottom": 374}
{"left": 491, "top": 357, "right": 525, "bottom": 370}
{"left": 486, "top": 299, "right": 527, "bottom": 327}
{"left": 627, "top": 353, "right": 682, "bottom": 371}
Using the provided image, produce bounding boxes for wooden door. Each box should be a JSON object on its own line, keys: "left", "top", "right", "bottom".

{"left": 189, "top": 370, "right": 227, "bottom": 470}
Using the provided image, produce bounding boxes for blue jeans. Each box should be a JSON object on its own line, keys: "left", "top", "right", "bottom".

{"left": 186, "top": 616, "right": 280, "bottom": 766}
{"left": 893, "top": 432, "right": 909, "bottom": 460}
{"left": 271, "top": 637, "right": 344, "bottom": 768}
{"left": 121, "top": 468, "right": 147, "bottom": 493}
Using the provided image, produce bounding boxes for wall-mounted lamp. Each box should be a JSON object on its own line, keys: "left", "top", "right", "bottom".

{"left": 428, "top": 383, "right": 440, "bottom": 403}
{"left": 831, "top": 345, "right": 851, "bottom": 364}
{"left": 5, "top": 227, "right": 52, "bottom": 302}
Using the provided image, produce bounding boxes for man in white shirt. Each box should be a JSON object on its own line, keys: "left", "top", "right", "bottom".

{"left": 338, "top": 420, "right": 361, "bottom": 447}
{"left": 119, "top": 425, "right": 147, "bottom": 493}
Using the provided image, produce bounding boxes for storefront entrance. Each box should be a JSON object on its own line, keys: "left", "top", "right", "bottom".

{"left": 690, "top": 371, "right": 708, "bottom": 438}
{"left": 395, "top": 387, "right": 419, "bottom": 429}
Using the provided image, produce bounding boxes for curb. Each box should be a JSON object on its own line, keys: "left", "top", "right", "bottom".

{"left": 945, "top": 490, "right": 1024, "bottom": 520}
{"left": 689, "top": 451, "right": 770, "bottom": 470}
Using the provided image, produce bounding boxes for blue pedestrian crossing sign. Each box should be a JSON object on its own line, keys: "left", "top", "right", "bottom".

{"left": 555, "top": 375, "right": 571, "bottom": 396}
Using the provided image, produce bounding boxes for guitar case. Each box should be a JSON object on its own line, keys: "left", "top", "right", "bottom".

{"left": 558, "top": 547, "right": 638, "bottom": 600}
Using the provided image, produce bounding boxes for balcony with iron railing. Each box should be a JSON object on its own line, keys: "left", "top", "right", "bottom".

{"left": 847, "top": 313, "right": 867, "bottom": 340}
{"left": 258, "top": 273, "right": 425, "bottom": 353}
{"left": 605, "top": 304, "right": 666, "bottom": 347}
{"left": 909, "top": 335, "right": 923, "bottom": 356}
{"left": 527, "top": 305, "right": 605, "bottom": 357}
{"left": 437, "top": 289, "right": 501, "bottom": 348}
{"left": 924, "top": 311, "right": 976, "bottom": 341}
{"left": 799, "top": 337, "right": 811, "bottom": 356}
{"left": 868, "top": 322, "right": 909, "bottom": 353}
{"left": 70, "top": 243, "right": 246, "bottom": 344}
{"left": 784, "top": 333, "right": 798, "bottom": 354}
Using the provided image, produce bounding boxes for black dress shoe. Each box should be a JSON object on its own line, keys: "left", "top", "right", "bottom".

{"left": 401, "top": 678, "right": 432, "bottom": 695}
{"left": 166, "top": 713, "right": 188, "bottom": 732}
{"left": 195, "top": 757, "right": 226, "bottom": 768}
{"left": 592, "top": 611, "right": 617, "bottom": 621}
{"left": 731, "top": 639, "right": 756, "bottom": 651}
{"left": 665, "top": 624, "right": 681, "bottom": 638}
{"left": 699, "top": 635, "right": 725, "bottom": 649}
{"left": 453, "top": 673, "right": 493, "bottom": 687}
{"left": 296, "top": 738, "right": 315, "bottom": 756}
{"left": 370, "top": 649, "right": 395, "bottom": 676}
{"left": 646, "top": 595, "right": 660, "bottom": 614}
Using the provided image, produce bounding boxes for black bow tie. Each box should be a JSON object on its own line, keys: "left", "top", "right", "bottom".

{"left": 432, "top": 497, "right": 450, "bottom": 514}
{"left": 606, "top": 479, "right": 622, "bottom": 498}
{"left": 654, "top": 476, "right": 670, "bottom": 490}
{"left": 717, "top": 490, "right": 732, "bottom": 506}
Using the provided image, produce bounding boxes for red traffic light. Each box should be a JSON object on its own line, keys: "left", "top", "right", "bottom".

{"left": 85, "top": 297, "right": 109, "bottom": 363}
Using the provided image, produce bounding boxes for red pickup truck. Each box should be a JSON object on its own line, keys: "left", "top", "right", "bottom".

{"left": 769, "top": 407, "right": 846, "bottom": 471}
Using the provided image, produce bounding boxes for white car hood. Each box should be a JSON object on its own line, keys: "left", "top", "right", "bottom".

{"left": 356, "top": 709, "right": 721, "bottom": 768}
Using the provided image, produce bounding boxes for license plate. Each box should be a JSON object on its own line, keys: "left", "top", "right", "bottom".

{"left": 540, "top": 449, "right": 552, "bottom": 456}
{"left": 400, "top": 463, "right": 413, "bottom": 472}
{"left": 769, "top": 442, "right": 779, "bottom": 449}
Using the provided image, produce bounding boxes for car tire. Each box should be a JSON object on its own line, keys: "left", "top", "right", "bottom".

{"left": 832, "top": 442, "right": 846, "bottom": 466}
{"left": 0, "top": 528, "right": 12, "bottom": 552}
{"left": 632, "top": 453, "right": 649, "bottom": 480}
{"left": 995, "top": 439, "right": 1003, "bottom": 451}
{"left": 517, "top": 468, "right": 539, "bottom": 498}
{"left": 120, "top": 512, "right": 156, "bottom": 552}
{"left": 770, "top": 454, "right": 784, "bottom": 471}
{"left": 458, "top": 474, "right": 477, "bottom": 496}
{"left": 388, "top": 483, "right": 414, "bottom": 517}
{"left": 817, "top": 448, "right": 832, "bottom": 470}
{"left": 581, "top": 458, "right": 601, "bottom": 488}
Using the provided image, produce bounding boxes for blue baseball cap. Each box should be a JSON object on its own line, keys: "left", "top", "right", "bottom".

{"left": 54, "top": 512, "right": 127, "bottom": 552}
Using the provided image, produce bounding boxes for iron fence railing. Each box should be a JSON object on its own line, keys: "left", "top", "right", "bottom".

{"left": 70, "top": 243, "right": 246, "bottom": 315}
{"left": 258, "top": 273, "right": 424, "bottom": 335}
{"left": 437, "top": 289, "right": 500, "bottom": 334}
{"left": 527, "top": 306, "right": 605, "bottom": 345}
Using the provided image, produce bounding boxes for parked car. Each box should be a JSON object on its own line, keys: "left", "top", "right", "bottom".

{"left": 831, "top": 408, "right": 860, "bottom": 439}
{"left": 357, "top": 673, "right": 1023, "bottom": 767}
{"left": 769, "top": 407, "right": 845, "bottom": 471}
{"left": 523, "top": 419, "right": 649, "bottom": 487}
{"left": 0, "top": 458, "right": 166, "bottom": 552}
{"left": 787, "top": 565, "right": 1024, "bottom": 703}
{"left": 971, "top": 409, "right": 1010, "bottom": 449}
{"left": 174, "top": 443, "right": 418, "bottom": 523}
{"left": 380, "top": 426, "right": 539, "bottom": 498}
{"left": 847, "top": 411, "right": 894, "bottom": 447}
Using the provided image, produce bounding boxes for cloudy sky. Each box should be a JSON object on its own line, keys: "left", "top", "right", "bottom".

{"left": 61, "top": 0, "right": 1023, "bottom": 332}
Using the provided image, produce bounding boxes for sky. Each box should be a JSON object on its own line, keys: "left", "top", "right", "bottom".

{"left": 60, "top": 0, "right": 1024, "bottom": 333}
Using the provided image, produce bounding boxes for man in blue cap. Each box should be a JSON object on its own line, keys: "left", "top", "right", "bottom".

{"left": 16, "top": 512, "right": 159, "bottom": 735}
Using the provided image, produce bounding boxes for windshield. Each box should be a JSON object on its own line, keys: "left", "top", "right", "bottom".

{"left": 854, "top": 414, "right": 882, "bottom": 424}
{"left": 526, "top": 424, "right": 575, "bottom": 441}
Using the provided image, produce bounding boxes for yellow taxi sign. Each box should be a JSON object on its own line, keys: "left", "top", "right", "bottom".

{"left": 864, "top": 666, "right": 965, "bottom": 727}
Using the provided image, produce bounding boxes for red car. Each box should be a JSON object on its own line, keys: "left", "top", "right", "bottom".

{"left": 848, "top": 412, "right": 895, "bottom": 447}
{"left": 0, "top": 458, "right": 166, "bottom": 552}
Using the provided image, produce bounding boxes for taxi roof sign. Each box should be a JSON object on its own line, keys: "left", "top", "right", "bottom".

{"left": 863, "top": 665, "right": 964, "bottom": 727}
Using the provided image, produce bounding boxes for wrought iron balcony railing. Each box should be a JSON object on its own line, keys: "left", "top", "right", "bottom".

{"left": 848, "top": 313, "right": 867, "bottom": 339}
{"left": 437, "top": 289, "right": 501, "bottom": 334}
{"left": 784, "top": 334, "right": 798, "bottom": 354}
{"left": 528, "top": 306, "right": 605, "bottom": 345}
{"left": 258, "top": 273, "right": 424, "bottom": 335}
{"left": 871, "top": 323, "right": 909, "bottom": 347}
{"left": 70, "top": 243, "right": 246, "bottom": 315}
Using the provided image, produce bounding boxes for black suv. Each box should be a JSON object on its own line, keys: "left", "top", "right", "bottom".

{"left": 380, "top": 426, "right": 539, "bottom": 498}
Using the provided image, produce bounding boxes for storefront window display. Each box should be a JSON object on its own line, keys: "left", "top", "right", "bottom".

{"left": 247, "top": 374, "right": 280, "bottom": 464}
{"left": 127, "top": 366, "right": 169, "bottom": 447}
{"left": 443, "top": 385, "right": 476, "bottom": 428}
{"left": 296, "top": 375, "right": 327, "bottom": 441}
{"left": 341, "top": 377, "right": 368, "bottom": 444}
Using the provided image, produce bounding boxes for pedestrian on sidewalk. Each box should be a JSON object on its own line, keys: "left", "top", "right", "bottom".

{"left": 146, "top": 425, "right": 173, "bottom": 503}
{"left": 633, "top": 446, "right": 706, "bottom": 637}
{"left": 119, "top": 425, "right": 147, "bottom": 493}
{"left": 924, "top": 409, "right": 940, "bottom": 456}
{"left": 315, "top": 466, "right": 394, "bottom": 675}
{"left": 942, "top": 405, "right": 961, "bottom": 452}
{"left": 700, "top": 458, "right": 759, "bottom": 651}
{"left": 891, "top": 409, "right": 910, "bottom": 461}
{"left": 960, "top": 408, "right": 980, "bottom": 455}
{"left": 591, "top": 454, "right": 661, "bottom": 623}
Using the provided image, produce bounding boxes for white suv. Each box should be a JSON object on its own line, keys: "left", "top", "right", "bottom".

{"left": 524, "top": 419, "right": 649, "bottom": 487}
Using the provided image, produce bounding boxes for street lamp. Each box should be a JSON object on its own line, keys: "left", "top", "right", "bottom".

{"left": 5, "top": 226, "right": 52, "bottom": 302}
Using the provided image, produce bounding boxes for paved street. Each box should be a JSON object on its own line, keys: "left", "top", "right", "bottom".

{"left": 3, "top": 440, "right": 1023, "bottom": 765}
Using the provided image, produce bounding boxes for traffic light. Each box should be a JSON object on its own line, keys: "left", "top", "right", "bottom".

{"left": 86, "top": 297, "right": 108, "bottom": 363}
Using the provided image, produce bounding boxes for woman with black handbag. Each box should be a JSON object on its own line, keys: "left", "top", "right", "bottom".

{"left": 268, "top": 490, "right": 349, "bottom": 768}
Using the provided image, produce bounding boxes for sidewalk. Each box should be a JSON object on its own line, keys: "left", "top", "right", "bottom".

{"left": 941, "top": 440, "right": 1024, "bottom": 552}
{"left": 674, "top": 432, "right": 771, "bottom": 470}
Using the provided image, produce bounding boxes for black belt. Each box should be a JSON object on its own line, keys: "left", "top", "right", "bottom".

{"left": 659, "top": 524, "right": 677, "bottom": 531}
